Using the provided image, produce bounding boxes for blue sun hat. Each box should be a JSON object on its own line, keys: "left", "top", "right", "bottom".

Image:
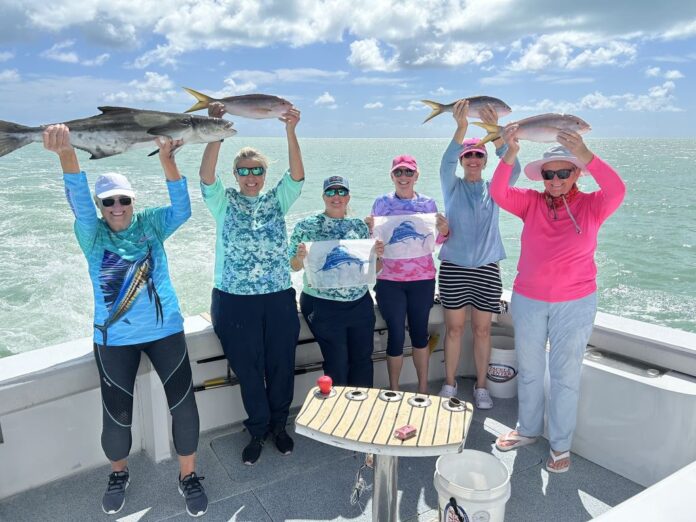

{"left": 524, "top": 145, "right": 589, "bottom": 181}
{"left": 323, "top": 175, "right": 350, "bottom": 191}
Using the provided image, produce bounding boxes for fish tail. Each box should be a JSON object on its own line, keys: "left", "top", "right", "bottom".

{"left": 420, "top": 100, "right": 446, "bottom": 124}
{"left": 471, "top": 122, "right": 503, "bottom": 147}
{"left": 183, "top": 87, "right": 214, "bottom": 113}
{"left": 0, "top": 120, "right": 34, "bottom": 157}
{"left": 147, "top": 278, "right": 164, "bottom": 325}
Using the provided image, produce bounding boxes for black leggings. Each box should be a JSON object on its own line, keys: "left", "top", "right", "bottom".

{"left": 94, "top": 331, "right": 199, "bottom": 461}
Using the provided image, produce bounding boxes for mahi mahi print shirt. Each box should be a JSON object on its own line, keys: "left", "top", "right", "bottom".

{"left": 371, "top": 193, "right": 442, "bottom": 282}
{"left": 202, "top": 172, "right": 303, "bottom": 295}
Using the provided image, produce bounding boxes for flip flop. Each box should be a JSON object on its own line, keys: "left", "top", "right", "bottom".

{"left": 495, "top": 431, "right": 538, "bottom": 452}
{"left": 546, "top": 450, "right": 571, "bottom": 473}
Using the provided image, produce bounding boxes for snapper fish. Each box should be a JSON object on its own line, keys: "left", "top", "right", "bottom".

{"left": 316, "top": 245, "right": 368, "bottom": 272}
{"left": 387, "top": 220, "right": 432, "bottom": 246}
{"left": 420, "top": 96, "right": 512, "bottom": 124}
{"left": 183, "top": 87, "right": 293, "bottom": 119}
{"left": 0, "top": 107, "right": 236, "bottom": 159}
{"left": 95, "top": 247, "right": 162, "bottom": 346}
{"left": 472, "top": 113, "right": 591, "bottom": 147}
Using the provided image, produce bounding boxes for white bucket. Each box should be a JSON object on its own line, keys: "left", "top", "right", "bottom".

{"left": 434, "top": 450, "right": 511, "bottom": 522}
{"left": 487, "top": 336, "right": 518, "bottom": 399}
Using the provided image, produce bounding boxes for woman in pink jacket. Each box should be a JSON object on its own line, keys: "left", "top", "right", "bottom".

{"left": 489, "top": 128, "right": 625, "bottom": 473}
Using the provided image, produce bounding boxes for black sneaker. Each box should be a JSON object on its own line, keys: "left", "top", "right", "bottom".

{"left": 178, "top": 472, "right": 208, "bottom": 518}
{"left": 273, "top": 429, "right": 294, "bottom": 456}
{"left": 102, "top": 469, "right": 130, "bottom": 515}
{"left": 242, "top": 436, "right": 265, "bottom": 465}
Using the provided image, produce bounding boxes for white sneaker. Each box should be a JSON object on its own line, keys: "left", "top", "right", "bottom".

{"left": 473, "top": 385, "right": 493, "bottom": 409}
{"left": 439, "top": 382, "right": 458, "bottom": 398}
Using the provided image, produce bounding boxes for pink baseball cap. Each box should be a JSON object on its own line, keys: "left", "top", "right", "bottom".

{"left": 391, "top": 154, "right": 418, "bottom": 172}
{"left": 458, "top": 138, "right": 487, "bottom": 160}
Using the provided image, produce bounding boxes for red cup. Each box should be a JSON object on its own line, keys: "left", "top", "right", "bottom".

{"left": 317, "top": 375, "right": 332, "bottom": 395}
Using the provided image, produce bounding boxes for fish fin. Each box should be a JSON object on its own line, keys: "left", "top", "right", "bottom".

{"left": 88, "top": 149, "right": 121, "bottom": 160}
{"left": 146, "top": 121, "right": 191, "bottom": 137}
{"left": 471, "top": 122, "right": 503, "bottom": 147}
{"left": 99, "top": 251, "right": 134, "bottom": 310}
{"left": 0, "top": 120, "right": 34, "bottom": 157}
{"left": 123, "top": 318, "right": 131, "bottom": 325}
{"left": 183, "top": 87, "right": 214, "bottom": 113}
{"left": 420, "top": 100, "right": 445, "bottom": 124}
{"left": 97, "top": 106, "right": 137, "bottom": 114}
{"left": 147, "top": 149, "right": 159, "bottom": 157}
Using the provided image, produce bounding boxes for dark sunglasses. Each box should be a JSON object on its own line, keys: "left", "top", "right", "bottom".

{"left": 101, "top": 197, "right": 132, "bottom": 207}
{"left": 462, "top": 151, "right": 485, "bottom": 159}
{"left": 324, "top": 188, "right": 349, "bottom": 197}
{"left": 392, "top": 168, "right": 416, "bottom": 177}
{"left": 236, "top": 166, "right": 265, "bottom": 177}
{"left": 541, "top": 168, "right": 575, "bottom": 181}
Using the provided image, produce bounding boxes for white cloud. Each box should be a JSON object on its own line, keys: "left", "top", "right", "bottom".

{"left": 364, "top": 101, "right": 383, "bottom": 109}
{"left": 645, "top": 66, "right": 661, "bottom": 77}
{"left": 664, "top": 69, "right": 684, "bottom": 79}
{"left": 0, "top": 51, "right": 14, "bottom": 62}
{"left": 314, "top": 91, "right": 337, "bottom": 109}
{"left": 0, "top": 69, "right": 20, "bottom": 82}
{"left": 580, "top": 92, "right": 617, "bottom": 109}
{"left": 348, "top": 39, "right": 399, "bottom": 72}
{"left": 227, "top": 68, "right": 347, "bottom": 84}
{"left": 104, "top": 72, "right": 177, "bottom": 103}
{"left": 132, "top": 44, "right": 183, "bottom": 69}
{"left": 40, "top": 40, "right": 110, "bottom": 66}
{"left": 644, "top": 66, "right": 684, "bottom": 80}
{"left": 408, "top": 42, "right": 493, "bottom": 68}
{"left": 662, "top": 19, "right": 696, "bottom": 40}
{"left": 431, "top": 87, "right": 453, "bottom": 96}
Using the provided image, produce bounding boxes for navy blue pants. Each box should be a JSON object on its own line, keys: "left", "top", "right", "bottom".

{"left": 375, "top": 278, "right": 436, "bottom": 356}
{"left": 211, "top": 287, "right": 300, "bottom": 438}
{"left": 300, "top": 291, "right": 375, "bottom": 387}
{"left": 94, "top": 331, "right": 199, "bottom": 461}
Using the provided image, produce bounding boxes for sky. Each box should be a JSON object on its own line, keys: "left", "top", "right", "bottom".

{"left": 0, "top": 0, "right": 695, "bottom": 138}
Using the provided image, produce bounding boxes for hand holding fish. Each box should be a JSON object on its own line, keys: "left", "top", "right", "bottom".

{"left": 155, "top": 137, "right": 184, "bottom": 180}
{"left": 453, "top": 100, "right": 469, "bottom": 130}
{"left": 208, "top": 102, "right": 226, "bottom": 119}
{"left": 479, "top": 103, "right": 499, "bottom": 127}
{"left": 436, "top": 213, "right": 449, "bottom": 237}
{"left": 557, "top": 130, "right": 593, "bottom": 164}
{"left": 279, "top": 108, "right": 301, "bottom": 132}
{"left": 502, "top": 124, "right": 520, "bottom": 165}
{"left": 42, "top": 124, "right": 80, "bottom": 173}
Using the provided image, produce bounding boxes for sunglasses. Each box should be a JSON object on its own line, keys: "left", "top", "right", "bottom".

{"left": 324, "top": 188, "right": 349, "bottom": 197}
{"left": 101, "top": 197, "right": 132, "bottom": 207}
{"left": 541, "top": 168, "right": 575, "bottom": 181}
{"left": 462, "top": 151, "right": 485, "bottom": 159}
{"left": 392, "top": 168, "right": 416, "bottom": 177}
{"left": 236, "top": 166, "right": 265, "bottom": 177}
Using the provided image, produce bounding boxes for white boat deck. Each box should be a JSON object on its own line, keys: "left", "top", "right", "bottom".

{"left": 0, "top": 377, "right": 643, "bottom": 522}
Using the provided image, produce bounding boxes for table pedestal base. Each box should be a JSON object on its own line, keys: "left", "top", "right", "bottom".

{"left": 373, "top": 454, "right": 398, "bottom": 522}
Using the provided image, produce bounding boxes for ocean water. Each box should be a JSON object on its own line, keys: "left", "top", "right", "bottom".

{"left": 1, "top": 138, "right": 694, "bottom": 358}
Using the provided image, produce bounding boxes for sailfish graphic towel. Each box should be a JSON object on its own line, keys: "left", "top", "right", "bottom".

{"left": 373, "top": 213, "right": 437, "bottom": 259}
{"left": 304, "top": 239, "right": 377, "bottom": 289}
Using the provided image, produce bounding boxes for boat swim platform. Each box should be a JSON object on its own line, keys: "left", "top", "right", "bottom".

{"left": 0, "top": 378, "right": 643, "bottom": 522}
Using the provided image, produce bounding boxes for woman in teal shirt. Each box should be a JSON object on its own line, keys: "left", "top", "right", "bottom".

{"left": 199, "top": 103, "right": 304, "bottom": 466}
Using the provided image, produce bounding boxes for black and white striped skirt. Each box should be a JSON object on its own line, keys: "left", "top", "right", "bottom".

{"left": 437, "top": 261, "right": 503, "bottom": 312}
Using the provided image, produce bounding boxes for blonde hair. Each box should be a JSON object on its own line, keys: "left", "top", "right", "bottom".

{"left": 233, "top": 147, "right": 269, "bottom": 172}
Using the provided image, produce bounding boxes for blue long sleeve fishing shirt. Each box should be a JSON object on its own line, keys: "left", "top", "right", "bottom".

{"left": 438, "top": 140, "right": 521, "bottom": 268}
{"left": 64, "top": 172, "right": 191, "bottom": 346}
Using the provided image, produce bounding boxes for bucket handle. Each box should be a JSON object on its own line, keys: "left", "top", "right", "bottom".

{"left": 449, "top": 497, "right": 466, "bottom": 522}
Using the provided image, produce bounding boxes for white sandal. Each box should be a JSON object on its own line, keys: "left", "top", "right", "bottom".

{"left": 546, "top": 450, "right": 571, "bottom": 473}
{"left": 495, "top": 431, "right": 538, "bottom": 452}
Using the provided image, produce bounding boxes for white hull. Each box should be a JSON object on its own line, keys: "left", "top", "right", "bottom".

{"left": 1, "top": 294, "right": 696, "bottom": 518}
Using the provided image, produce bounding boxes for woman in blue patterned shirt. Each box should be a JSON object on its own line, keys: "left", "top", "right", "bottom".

{"left": 289, "top": 176, "right": 384, "bottom": 388}
{"left": 198, "top": 103, "right": 304, "bottom": 466}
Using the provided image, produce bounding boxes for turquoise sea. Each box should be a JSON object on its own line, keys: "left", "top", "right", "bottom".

{"left": 1, "top": 138, "right": 694, "bottom": 358}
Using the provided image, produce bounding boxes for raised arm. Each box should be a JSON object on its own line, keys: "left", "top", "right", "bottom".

{"left": 480, "top": 103, "right": 521, "bottom": 186}
{"left": 558, "top": 130, "right": 626, "bottom": 220}
{"left": 279, "top": 108, "right": 304, "bottom": 182}
{"left": 43, "top": 124, "right": 80, "bottom": 174}
{"left": 199, "top": 102, "right": 225, "bottom": 186}
{"left": 440, "top": 99, "right": 469, "bottom": 196}
{"left": 153, "top": 137, "right": 191, "bottom": 238}
{"left": 490, "top": 125, "right": 530, "bottom": 218}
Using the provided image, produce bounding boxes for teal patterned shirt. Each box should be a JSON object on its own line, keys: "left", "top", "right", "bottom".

{"left": 202, "top": 171, "right": 303, "bottom": 295}
{"left": 289, "top": 213, "right": 370, "bottom": 302}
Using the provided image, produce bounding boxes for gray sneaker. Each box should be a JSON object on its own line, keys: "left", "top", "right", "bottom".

{"left": 178, "top": 472, "right": 208, "bottom": 517}
{"left": 102, "top": 469, "right": 130, "bottom": 515}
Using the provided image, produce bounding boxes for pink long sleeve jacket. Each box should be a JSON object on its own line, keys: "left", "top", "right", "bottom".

{"left": 490, "top": 155, "right": 626, "bottom": 302}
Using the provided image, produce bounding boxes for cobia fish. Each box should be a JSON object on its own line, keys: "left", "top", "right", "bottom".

{"left": 0, "top": 107, "right": 237, "bottom": 159}
{"left": 183, "top": 87, "right": 293, "bottom": 119}
{"left": 472, "top": 113, "right": 591, "bottom": 146}
{"left": 420, "top": 96, "right": 512, "bottom": 124}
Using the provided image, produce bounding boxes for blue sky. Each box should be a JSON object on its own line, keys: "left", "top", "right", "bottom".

{"left": 0, "top": 0, "right": 695, "bottom": 138}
